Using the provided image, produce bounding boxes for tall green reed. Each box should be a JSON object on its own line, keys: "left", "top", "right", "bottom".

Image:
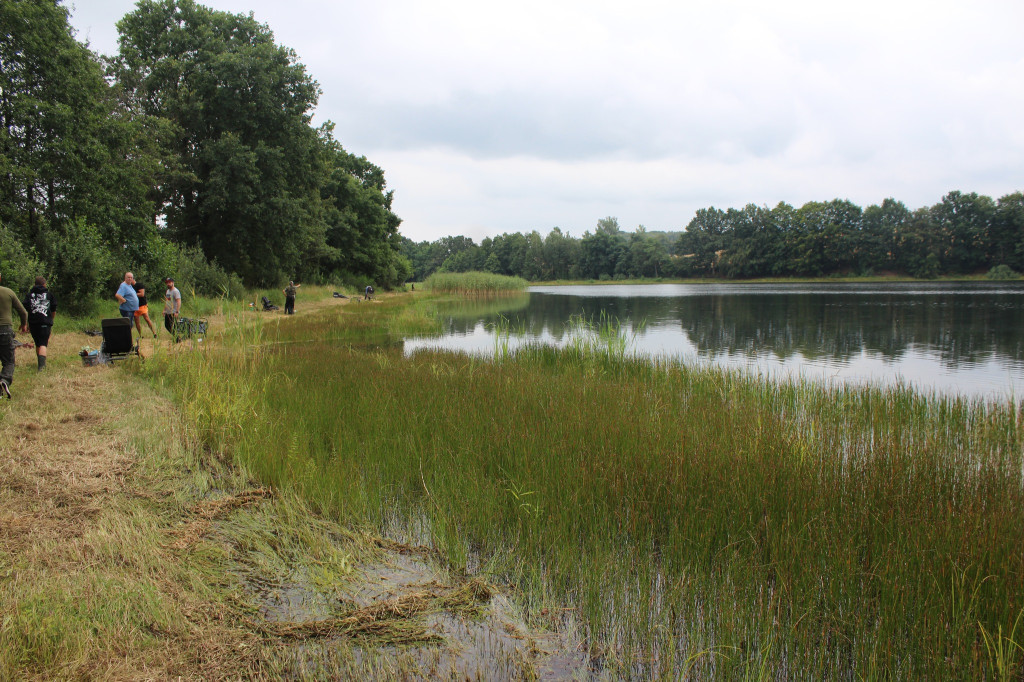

{"left": 488, "top": 314, "right": 525, "bottom": 361}
{"left": 153, "top": 296, "right": 1024, "bottom": 679}
{"left": 424, "top": 271, "right": 528, "bottom": 295}
{"left": 563, "top": 310, "right": 645, "bottom": 362}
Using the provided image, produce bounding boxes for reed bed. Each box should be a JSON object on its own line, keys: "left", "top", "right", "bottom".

{"left": 155, "top": 297, "right": 1024, "bottom": 679}
{"left": 424, "top": 271, "right": 528, "bottom": 295}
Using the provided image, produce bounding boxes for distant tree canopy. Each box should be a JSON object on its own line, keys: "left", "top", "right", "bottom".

{"left": 1, "top": 0, "right": 406, "bottom": 311}
{"left": 403, "top": 191, "right": 1024, "bottom": 283}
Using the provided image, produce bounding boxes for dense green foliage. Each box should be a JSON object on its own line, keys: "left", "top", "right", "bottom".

{"left": 161, "top": 296, "right": 1024, "bottom": 678}
{"left": 1, "top": 0, "right": 159, "bottom": 310}
{"left": 404, "top": 192, "right": 1024, "bottom": 282}
{"left": 112, "top": 0, "right": 328, "bottom": 286}
{"left": 0, "top": 0, "right": 406, "bottom": 311}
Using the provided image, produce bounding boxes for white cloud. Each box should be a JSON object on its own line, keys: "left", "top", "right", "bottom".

{"left": 68, "top": 0, "right": 1024, "bottom": 241}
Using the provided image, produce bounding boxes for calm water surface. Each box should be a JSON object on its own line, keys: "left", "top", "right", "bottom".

{"left": 404, "top": 282, "right": 1024, "bottom": 401}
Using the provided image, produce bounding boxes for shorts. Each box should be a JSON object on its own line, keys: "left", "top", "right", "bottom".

{"left": 29, "top": 324, "right": 51, "bottom": 348}
{"left": 134, "top": 305, "right": 149, "bottom": 317}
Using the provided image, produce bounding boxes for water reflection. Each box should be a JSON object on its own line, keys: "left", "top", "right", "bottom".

{"left": 405, "top": 283, "right": 1024, "bottom": 400}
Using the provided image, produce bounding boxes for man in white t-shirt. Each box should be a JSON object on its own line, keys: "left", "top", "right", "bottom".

{"left": 163, "top": 277, "right": 181, "bottom": 341}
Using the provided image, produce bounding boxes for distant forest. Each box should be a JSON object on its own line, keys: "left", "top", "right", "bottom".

{"left": 404, "top": 191, "right": 1024, "bottom": 283}
{"left": 1, "top": 0, "right": 409, "bottom": 312}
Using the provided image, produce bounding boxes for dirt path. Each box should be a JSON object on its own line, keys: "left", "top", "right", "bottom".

{"left": 0, "top": 294, "right": 585, "bottom": 680}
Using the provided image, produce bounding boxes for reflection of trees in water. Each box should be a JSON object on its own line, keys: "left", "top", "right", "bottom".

{"left": 441, "top": 295, "right": 639, "bottom": 339}
{"left": 677, "top": 294, "right": 1024, "bottom": 366}
{"left": 441, "top": 292, "right": 1024, "bottom": 367}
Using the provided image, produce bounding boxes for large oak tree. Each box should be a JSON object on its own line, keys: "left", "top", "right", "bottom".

{"left": 113, "top": 0, "right": 329, "bottom": 285}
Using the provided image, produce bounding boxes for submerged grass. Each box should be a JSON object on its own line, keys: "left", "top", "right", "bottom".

{"left": 153, "top": 292, "right": 1024, "bottom": 679}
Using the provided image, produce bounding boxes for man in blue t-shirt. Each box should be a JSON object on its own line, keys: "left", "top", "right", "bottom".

{"left": 115, "top": 272, "right": 139, "bottom": 324}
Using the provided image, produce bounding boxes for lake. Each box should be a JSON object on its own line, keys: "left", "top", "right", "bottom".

{"left": 404, "top": 282, "right": 1024, "bottom": 401}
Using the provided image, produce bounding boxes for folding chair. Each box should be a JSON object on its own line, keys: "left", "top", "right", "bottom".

{"left": 261, "top": 296, "right": 279, "bottom": 311}
{"left": 100, "top": 318, "right": 139, "bottom": 362}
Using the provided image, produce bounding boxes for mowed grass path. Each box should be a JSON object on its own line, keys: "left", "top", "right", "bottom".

{"left": 165, "top": 294, "right": 1024, "bottom": 679}
{"left": 3, "top": 292, "right": 568, "bottom": 680}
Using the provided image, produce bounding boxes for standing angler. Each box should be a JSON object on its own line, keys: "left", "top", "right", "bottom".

{"left": 163, "top": 277, "right": 181, "bottom": 342}
{"left": 283, "top": 281, "right": 299, "bottom": 315}
{"left": 115, "top": 272, "right": 139, "bottom": 326}
{"left": 0, "top": 271, "right": 29, "bottom": 399}
{"left": 24, "top": 276, "right": 56, "bottom": 371}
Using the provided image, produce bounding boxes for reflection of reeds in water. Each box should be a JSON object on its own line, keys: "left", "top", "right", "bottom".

{"left": 155, "top": 297, "right": 1024, "bottom": 679}
{"left": 436, "top": 293, "right": 530, "bottom": 319}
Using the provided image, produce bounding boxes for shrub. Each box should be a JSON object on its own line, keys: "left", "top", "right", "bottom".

{"left": 910, "top": 253, "right": 941, "bottom": 279}
{"left": 38, "top": 218, "right": 115, "bottom": 315}
{"left": 986, "top": 264, "right": 1020, "bottom": 280}
{"left": 172, "top": 244, "right": 246, "bottom": 299}
{"left": 0, "top": 222, "right": 44, "bottom": 295}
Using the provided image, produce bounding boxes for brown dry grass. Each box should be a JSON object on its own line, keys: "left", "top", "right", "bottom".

{"left": 0, "top": 371, "right": 117, "bottom": 556}
{"left": 0, "top": 344, "right": 270, "bottom": 679}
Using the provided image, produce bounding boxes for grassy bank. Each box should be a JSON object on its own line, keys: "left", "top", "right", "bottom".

{"left": 152, "top": 293, "right": 1024, "bottom": 679}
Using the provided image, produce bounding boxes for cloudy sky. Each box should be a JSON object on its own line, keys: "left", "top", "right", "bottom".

{"left": 68, "top": 0, "right": 1024, "bottom": 243}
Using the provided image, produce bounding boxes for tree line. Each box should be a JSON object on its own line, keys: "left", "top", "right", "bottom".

{"left": 1, "top": 0, "right": 409, "bottom": 313}
{"left": 403, "top": 191, "right": 1024, "bottom": 282}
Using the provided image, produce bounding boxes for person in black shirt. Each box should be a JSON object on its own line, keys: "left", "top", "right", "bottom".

{"left": 283, "top": 281, "right": 299, "bottom": 314}
{"left": 24, "top": 276, "right": 56, "bottom": 371}
{"left": 132, "top": 278, "right": 158, "bottom": 338}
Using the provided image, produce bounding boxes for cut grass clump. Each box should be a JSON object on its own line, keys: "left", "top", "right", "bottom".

{"left": 268, "top": 577, "right": 493, "bottom": 644}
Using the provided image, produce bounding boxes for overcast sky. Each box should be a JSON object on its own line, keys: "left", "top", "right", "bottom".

{"left": 68, "top": 0, "right": 1024, "bottom": 242}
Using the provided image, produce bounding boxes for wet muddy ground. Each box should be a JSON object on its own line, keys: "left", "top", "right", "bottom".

{"left": 238, "top": 533, "right": 591, "bottom": 680}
